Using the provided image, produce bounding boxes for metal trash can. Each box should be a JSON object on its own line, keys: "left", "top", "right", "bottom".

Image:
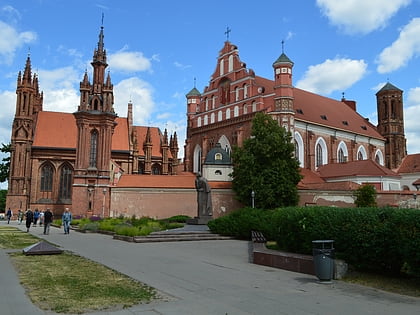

{"left": 312, "top": 240, "right": 334, "bottom": 282}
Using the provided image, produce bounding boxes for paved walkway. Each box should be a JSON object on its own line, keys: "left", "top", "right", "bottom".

{"left": 1, "top": 220, "right": 420, "bottom": 315}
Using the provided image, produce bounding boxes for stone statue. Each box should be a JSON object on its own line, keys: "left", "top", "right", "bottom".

{"left": 195, "top": 172, "right": 212, "bottom": 217}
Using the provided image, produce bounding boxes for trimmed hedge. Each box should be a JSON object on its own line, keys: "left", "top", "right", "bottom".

{"left": 208, "top": 206, "right": 420, "bottom": 277}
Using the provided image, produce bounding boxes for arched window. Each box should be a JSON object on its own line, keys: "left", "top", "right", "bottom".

{"left": 375, "top": 149, "right": 384, "bottom": 166}
{"left": 218, "top": 111, "right": 223, "bottom": 122}
{"left": 243, "top": 104, "right": 248, "bottom": 114}
{"left": 235, "top": 87, "right": 240, "bottom": 101}
{"left": 152, "top": 163, "right": 162, "bottom": 175}
{"left": 252, "top": 101, "right": 257, "bottom": 112}
{"left": 243, "top": 84, "right": 248, "bottom": 98}
{"left": 357, "top": 145, "right": 367, "bottom": 160}
{"left": 337, "top": 141, "right": 348, "bottom": 163}
{"left": 220, "top": 59, "right": 224, "bottom": 76}
{"left": 226, "top": 108, "right": 231, "bottom": 120}
{"left": 210, "top": 113, "right": 215, "bottom": 124}
{"left": 228, "top": 55, "right": 233, "bottom": 72}
{"left": 58, "top": 164, "right": 72, "bottom": 200}
{"left": 89, "top": 130, "right": 98, "bottom": 168}
{"left": 315, "top": 137, "right": 328, "bottom": 168}
{"left": 212, "top": 95, "right": 216, "bottom": 109}
{"left": 197, "top": 117, "right": 202, "bottom": 127}
{"left": 193, "top": 145, "right": 202, "bottom": 174}
{"left": 205, "top": 98, "right": 209, "bottom": 111}
{"left": 204, "top": 115, "right": 208, "bottom": 125}
{"left": 234, "top": 105, "right": 239, "bottom": 117}
{"left": 294, "top": 132, "right": 304, "bottom": 167}
{"left": 40, "top": 164, "right": 53, "bottom": 191}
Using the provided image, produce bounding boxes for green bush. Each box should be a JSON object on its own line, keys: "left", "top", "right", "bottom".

{"left": 208, "top": 207, "right": 274, "bottom": 240}
{"left": 81, "top": 222, "right": 99, "bottom": 232}
{"left": 208, "top": 206, "right": 420, "bottom": 277}
{"left": 114, "top": 225, "right": 141, "bottom": 237}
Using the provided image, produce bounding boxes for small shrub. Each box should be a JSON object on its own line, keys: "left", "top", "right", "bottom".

{"left": 81, "top": 222, "right": 99, "bottom": 232}
{"left": 354, "top": 184, "right": 377, "bottom": 207}
{"left": 114, "top": 225, "right": 140, "bottom": 237}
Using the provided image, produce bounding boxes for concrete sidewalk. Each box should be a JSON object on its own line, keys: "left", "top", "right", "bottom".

{"left": 1, "top": 220, "right": 420, "bottom": 315}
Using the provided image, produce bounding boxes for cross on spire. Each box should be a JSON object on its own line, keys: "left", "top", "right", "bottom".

{"left": 225, "top": 26, "right": 231, "bottom": 41}
{"left": 281, "top": 40, "right": 285, "bottom": 53}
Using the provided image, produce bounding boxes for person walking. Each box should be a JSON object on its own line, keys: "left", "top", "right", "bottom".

{"left": 62, "top": 208, "right": 72, "bottom": 234}
{"left": 33, "top": 209, "right": 40, "bottom": 226}
{"left": 6, "top": 208, "right": 13, "bottom": 224}
{"left": 25, "top": 209, "right": 34, "bottom": 232}
{"left": 18, "top": 209, "right": 24, "bottom": 224}
{"left": 43, "top": 208, "right": 53, "bottom": 235}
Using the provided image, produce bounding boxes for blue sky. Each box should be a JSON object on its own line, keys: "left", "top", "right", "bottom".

{"left": 1, "top": 0, "right": 420, "bottom": 189}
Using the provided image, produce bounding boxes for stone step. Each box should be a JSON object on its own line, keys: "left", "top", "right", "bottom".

{"left": 133, "top": 233, "right": 233, "bottom": 243}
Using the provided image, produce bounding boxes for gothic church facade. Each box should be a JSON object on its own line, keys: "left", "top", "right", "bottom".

{"left": 6, "top": 27, "right": 179, "bottom": 216}
{"left": 184, "top": 41, "right": 407, "bottom": 180}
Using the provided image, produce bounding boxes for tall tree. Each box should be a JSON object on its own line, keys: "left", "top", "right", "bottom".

{"left": 231, "top": 112, "right": 302, "bottom": 209}
{"left": 0, "top": 143, "right": 11, "bottom": 183}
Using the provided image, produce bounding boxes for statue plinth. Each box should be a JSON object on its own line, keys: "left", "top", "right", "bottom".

{"left": 187, "top": 215, "right": 213, "bottom": 225}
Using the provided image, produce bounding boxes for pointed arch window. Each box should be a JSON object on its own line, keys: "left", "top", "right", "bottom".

{"left": 40, "top": 164, "right": 53, "bottom": 191}
{"left": 152, "top": 163, "right": 162, "bottom": 175}
{"left": 59, "top": 164, "right": 72, "bottom": 200}
{"left": 315, "top": 138, "right": 328, "bottom": 168}
{"left": 89, "top": 130, "right": 98, "bottom": 168}
{"left": 316, "top": 143, "right": 323, "bottom": 167}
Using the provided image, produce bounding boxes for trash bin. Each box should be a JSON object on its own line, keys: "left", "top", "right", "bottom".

{"left": 312, "top": 240, "right": 334, "bottom": 282}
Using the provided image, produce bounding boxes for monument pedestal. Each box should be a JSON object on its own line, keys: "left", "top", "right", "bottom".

{"left": 187, "top": 215, "right": 213, "bottom": 225}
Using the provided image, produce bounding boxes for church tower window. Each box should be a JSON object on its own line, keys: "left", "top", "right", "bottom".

{"left": 89, "top": 130, "right": 98, "bottom": 168}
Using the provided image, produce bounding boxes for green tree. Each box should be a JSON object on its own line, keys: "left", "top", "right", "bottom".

{"left": 0, "top": 190, "right": 6, "bottom": 212}
{"left": 230, "top": 112, "right": 302, "bottom": 209}
{"left": 0, "top": 143, "right": 11, "bottom": 183}
{"left": 353, "top": 184, "right": 377, "bottom": 207}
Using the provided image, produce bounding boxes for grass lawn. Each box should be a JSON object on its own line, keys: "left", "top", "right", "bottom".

{"left": 0, "top": 226, "right": 157, "bottom": 313}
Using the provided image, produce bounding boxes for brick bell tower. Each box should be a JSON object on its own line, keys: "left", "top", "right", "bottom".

{"left": 6, "top": 55, "right": 43, "bottom": 212}
{"left": 72, "top": 24, "right": 117, "bottom": 217}
{"left": 376, "top": 82, "right": 407, "bottom": 169}
{"left": 271, "top": 42, "right": 295, "bottom": 135}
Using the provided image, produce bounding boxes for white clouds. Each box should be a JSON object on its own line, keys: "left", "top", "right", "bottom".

{"left": 108, "top": 51, "right": 152, "bottom": 73}
{"left": 38, "top": 66, "right": 80, "bottom": 90}
{"left": 316, "top": 0, "right": 411, "bottom": 34}
{"left": 0, "top": 90, "right": 16, "bottom": 144}
{"left": 295, "top": 58, "right": 367, "bottom": 95}
{"left": 403, "top": 87, "right": 420, "bottom": 154}
{"left": 113, "top": 77, "right": 155, "bottom": 125}
{"left": 376, "top": 18, "right": 420, "bottom": 73}
{"left": 0, "top": 20, "right": 37, "bottom": 64}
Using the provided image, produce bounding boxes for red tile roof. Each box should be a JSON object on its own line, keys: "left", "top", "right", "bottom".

{"left": 116, "top": 174, "right": 196, "bottom": 188}
{"left": 317, "top": 160, "right": 399, "bottom": 179}
{"left": 293, "top": 88, "right": 384, "bottom": 140}
{"left": 33, "top": 112, "right": 77, "bottom": 148}
{"left": 135, "top": 126, "right": 172, "bottom": 158}
{"left": 33, "top": 111, "right": 130, "bottom": 152}
{"left": 396, "top": 154, "right": 420, "bottom": 174}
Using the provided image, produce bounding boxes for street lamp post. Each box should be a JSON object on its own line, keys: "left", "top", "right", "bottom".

{"left": 251, "top": 190, "right": 255, "bottom": 208}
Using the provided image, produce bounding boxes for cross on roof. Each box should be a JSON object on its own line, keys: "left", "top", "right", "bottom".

{"left": 225, "top": 26, "right": 231, "bottom": 41}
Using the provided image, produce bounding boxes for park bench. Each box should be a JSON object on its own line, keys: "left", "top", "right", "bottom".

{"left": 251, "top": 230, "right": 267, "bottom": 243}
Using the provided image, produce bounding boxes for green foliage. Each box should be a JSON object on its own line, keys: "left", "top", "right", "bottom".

{"left": 0, "top": 190, "right": 7, "bottom": 212}
{"left": 230, "top": 112, "right": 302, "bottom": 209}
{"left": 162, "top": 215, "right": 191, "bottom": 223}
{"left": 353, "top": 184, "right": 377, "bottom": 207}
{"left": 0, "top": 143, "right": 11, "bottom": 183}
{"left": 208, "top": 207, "right": 275, "bottom": 240}
{"left": 209, "top": 206, "right": 420, "bottom": 277}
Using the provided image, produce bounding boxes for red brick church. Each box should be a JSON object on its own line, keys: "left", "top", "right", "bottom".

{"left": 6, "top": 26, "right": 418, "bottom": 217}
{"left": 6, "top": 26, "right": 180, "bottom": 217}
